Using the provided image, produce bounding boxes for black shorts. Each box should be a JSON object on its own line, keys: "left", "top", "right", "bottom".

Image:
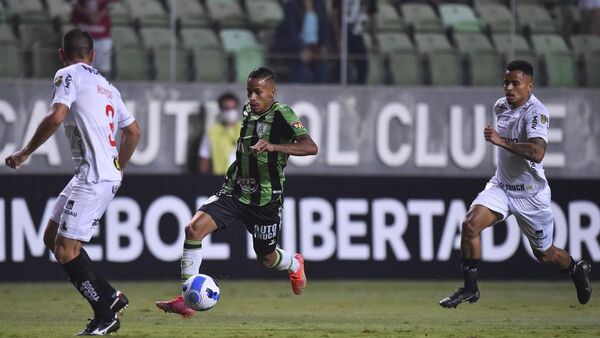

{"left": 199, "top": 193, "right": 282, "bottom": 256}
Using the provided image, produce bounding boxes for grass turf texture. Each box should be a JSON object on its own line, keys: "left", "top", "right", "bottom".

{"left": 0, "top": 281, "right": 598, "bottom": 337}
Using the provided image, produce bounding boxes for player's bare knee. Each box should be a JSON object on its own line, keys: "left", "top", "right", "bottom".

{"left": 461, "top": 219, "right": 479, "bottom": 241}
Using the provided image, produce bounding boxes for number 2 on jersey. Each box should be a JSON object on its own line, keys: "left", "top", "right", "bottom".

{"left": 105, "top": 104, "right": 116, "bottom": 147}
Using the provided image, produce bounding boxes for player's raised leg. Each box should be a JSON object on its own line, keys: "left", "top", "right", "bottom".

{"left": 156, "top": 210, "right": 218, "bottom": 317}
{"left": 440, "top": 205, "right": 501, "bottom": 308}
{"left": 532, "top": 245, "right": 592, "bottom": 304}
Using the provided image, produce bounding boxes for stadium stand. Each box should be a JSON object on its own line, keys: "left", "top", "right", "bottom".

{"left": 570, "top": 34, "right": 600, "bottom": 86}
{"left": 400, "top": 3, "right": 443, "bottom": 33}
{"left": 415, "top": 33, "right": 462, "bottom": 85}
{"left": 0, "top": 0, "right": 593, "bottom": 87}
{"left": 531, "top": 34, "right": 577, "bottom": 86}
{"left": 454, "top": 32, "right": 502, "bottom": 86}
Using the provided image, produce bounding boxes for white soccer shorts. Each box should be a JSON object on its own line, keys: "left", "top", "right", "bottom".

{"left": 50, "top": 176, "right": 120, "bottom": 242}
{"left": 472, "top": 183, "right": 554, "bottom": 252}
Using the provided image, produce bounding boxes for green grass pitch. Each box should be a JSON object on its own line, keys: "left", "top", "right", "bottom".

{"left": 0, "top": 280, "right": 598, "bottom": 337}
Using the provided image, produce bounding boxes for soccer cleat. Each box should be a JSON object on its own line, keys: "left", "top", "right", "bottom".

{"left": 289, "top": 253, "right": 307, "bottom": 295}
{"left": 110, "top": 291, "right": 129, "bottom": 317}
{"left": 439, "top": 287, "right": 480, "bottom": 308}
{"left": 156, "top": 295, "right": 195, "bottom": 318}
{"left": 75, "top": 317, "right": 120, "bottom": 336}
{"left": 571, "top": 260, "right": 592, "bottom": 304}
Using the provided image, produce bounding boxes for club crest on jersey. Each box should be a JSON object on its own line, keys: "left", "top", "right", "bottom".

{"left": 53, "top": 76, "right": 63, "bottom": 87}
{"left": 540, "top": 114, "right": 548, "bottom": 124}
{"left": 291, "top": 121, "right": 304, "bottom": 129}
{"left": 256, "top": 122, "right": 267, "bottom": 137}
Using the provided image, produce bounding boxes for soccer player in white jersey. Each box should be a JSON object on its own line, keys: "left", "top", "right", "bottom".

{"left": 439, "top": 60, "right": 592, "bottom": 308}
{"left": 4, "top": 29, "right": 140, "bottom": 335}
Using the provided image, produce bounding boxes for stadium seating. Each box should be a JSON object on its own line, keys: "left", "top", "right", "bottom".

{"left": 127, "top": 0, "right": 169, "bottom": 27}
{"left": 220, "top": 28, "right": 264, "bottom": 82}
{"left": 492, "top": 33, "right": 539, "bottom": 74}
{"left": 46, "top": 0, "right": 72, "bottom": 25}
{"left": 5, "top": 0, "right": 50, "bottom": 24}
{"left": 531, "top": 34, "right": 576, "bottom": 86}
{"left": 439, "top": 4, "right": 482, "bottom": 33}
{"left": 377, "top": 2, "right": 405, "bottom": 32}
{"left": 517, "top": 4, "right": 557, "bottom": 34}
{"left": 190, "top": 47, "right": 227, "bottom": 82}
{"left": 400, "top": 3, "right": 443, "bottom": 32}
{"left": 0, "top": 24, "right": 22, "bottom": 78}
{"left": 109, "top": 1, "right": 133, "bottom": 27}
{"left": 171, "top": 0, "right": 209, "bottom": 28}
{"left": 477, "top": 4, "right": 513, "bottom": 34}
{"left": 247, "top": 0, "right": 284, "bottom": 30}
{"left": 139, "top": 27, "right": 188, "bottom": 81}
{"left": 180, "top": 27, "right": 220, "bottom": 50}
{"left": 454, "top": 32, "right": 502, "bottom": 86}
{"left": 205, "top": 0, "right": 246, "bottom": 28}
{"left": 111, "top": 26, "right": 148, "bottom": 80}
{"left": 415, "top": 33, "right": 462, "bottom": 85}
{"left": 383, "top": 33, "right": 422, "bottom": 85}
{"left": 31, "top": 42, "right": 62, "bottom": 78}
{"left": 570, "top": 35, "right": 600, "bottom": 86}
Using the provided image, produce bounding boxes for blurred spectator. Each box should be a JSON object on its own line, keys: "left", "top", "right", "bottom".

{"left": 580, "top": 0, "right": 600, "bottom": 36}
{"left": 71, "top": 0, "right": 114, "bottom": 76}
{"left": 331, "top": 0, "right": 379, "bottom": 84}
{"left": 198, "top": 93, "right": 241, "bottom": 175}
{"left": 274, "top": 0, "right": 332, "bottom": 83}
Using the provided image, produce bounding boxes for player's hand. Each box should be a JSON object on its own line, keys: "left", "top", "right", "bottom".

{"left": 484, "top": 124, "right": 502, "bottom": 146}
{"left": 4, "top": 149, "right": 30, "bottom": 169}
{"left": 250, "top": 139, "right": 275, "bottom": 154}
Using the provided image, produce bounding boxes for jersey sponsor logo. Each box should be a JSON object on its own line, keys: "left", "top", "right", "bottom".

{"left": 237, "top": 177, "right": 258, "bottom": 193}
{"left": 499, "top": 182, "right": 537, "bottom": 192}
{"left": 97, "top": 85, "right": 113, "bottom": 99}
{"left": 541, "top": 114, "right": 548, "bottom": 124}
{"left": 291, "top": 121, "right": 304, "bottom": 129}
{"left": 531, "top": 115, "right": 538, "bottom": 130}
{"left": 253, "top": 223, "right": 278, "bottom": 240}
{"left": 65, "top": 199, "right": 75, "bottom": 210}
{"left": 64, "top": 199, "right": 77, "bottom": 217}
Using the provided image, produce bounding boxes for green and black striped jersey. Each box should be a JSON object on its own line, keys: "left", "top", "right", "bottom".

{"left": 220, "top": 102, "right": 309, "bottom": 206}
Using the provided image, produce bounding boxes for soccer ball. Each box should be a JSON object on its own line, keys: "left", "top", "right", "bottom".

{"left": 182, "top": 274, "right": 220, "bottom": 311}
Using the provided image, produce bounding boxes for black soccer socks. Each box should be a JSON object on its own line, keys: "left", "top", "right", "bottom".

{"left": 461, "top": 258, "right": 480, "bottom": 291}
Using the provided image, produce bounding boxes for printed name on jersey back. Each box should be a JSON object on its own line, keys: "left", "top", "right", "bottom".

{"left": 97, "top": 85, "right": 113, "bottom": 99}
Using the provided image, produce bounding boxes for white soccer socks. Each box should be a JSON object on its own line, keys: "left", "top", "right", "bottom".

{"left": 271, "top": 248, "right": 300, "bottom": 273}
{"left": 181, "top": 239, "right": 203, "bottom": 283}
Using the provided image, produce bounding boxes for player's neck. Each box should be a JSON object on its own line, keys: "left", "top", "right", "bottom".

{"left": 64, "top": 58, "right": 91, "bottom": 67}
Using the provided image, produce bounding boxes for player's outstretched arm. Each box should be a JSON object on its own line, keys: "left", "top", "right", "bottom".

{"left": 484, "top": 125, "right": 546, "bottom": 163}
{"left": 4, "top": 103, "right": 69, "bottom": 169}
{"left": 118, "top": 121, "right": 141, "bottom": 173}
{"left": 250, "top": 134, "right": 318, "bottom": 156}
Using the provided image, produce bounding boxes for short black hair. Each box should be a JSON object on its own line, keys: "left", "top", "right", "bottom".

{"left": 217, "top": 92, "right": 239, "bottom": 110}
{"left": 506, "top": 60, "right": 533, "bottom": 77}
{"left": 248, "top": 66, "right": 275, "bottom": 81}
{"left": 62, "top": 28, "right": 94, "bottom": 60}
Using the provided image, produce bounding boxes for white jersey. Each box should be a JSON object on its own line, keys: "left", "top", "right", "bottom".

{"left": 490, "top": 94, "right": 549, "bottom": 197}
{"left": 51, "top": 63, "right": 135, "bottom": 183}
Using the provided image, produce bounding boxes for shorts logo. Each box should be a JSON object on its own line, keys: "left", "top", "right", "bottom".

{"left": 112, "top": 184, "right": 120, "bottom": 194}
{"left": 92, "top": 218, "right": 100, "bottom": 227}
{"left": 253, "top": 223, "right": 278, "bottom": 241}
{"left": 63, "top": 200, "right": 78, "bottom": 217}
{"left": 534, "top": 230, "right": 544, "bottom": 239}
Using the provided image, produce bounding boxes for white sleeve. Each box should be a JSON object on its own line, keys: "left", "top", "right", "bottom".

{"left": 198, "top": 134, "right": 211, "bottom": 158}
{"left": 525, "top": 107, "right": 549, "bottom": 142}
{"left": 115, "top": 94, "right": 135, "bottom": 129}
{"left": 51, "top": 69, "right": 78, "bottom": 108}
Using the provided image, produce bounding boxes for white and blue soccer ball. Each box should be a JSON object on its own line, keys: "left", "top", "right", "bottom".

{"left": 182, "top": 274, "right": 220, "bottom": 311}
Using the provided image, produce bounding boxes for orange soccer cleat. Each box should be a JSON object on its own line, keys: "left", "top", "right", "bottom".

{"left": 288, "top": 253, "right": 307, "bottom": 295}
{"left": 156, "top": 295, "right": 196, "bottom": 318}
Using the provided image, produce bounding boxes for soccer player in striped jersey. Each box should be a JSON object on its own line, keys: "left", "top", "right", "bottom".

{"left": 157, "top": 67, "right": 318, "bottom": 317}
{"left": 5, "top": 29, "right": 140, "bottom": 334}
{"left": 439, "top": 60, "right": 592, "bottom": 308}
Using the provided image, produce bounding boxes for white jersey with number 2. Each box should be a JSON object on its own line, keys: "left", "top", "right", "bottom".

{"left": 51, "top": 62, "right": 135, "bottom": 183}
{"left": 490, "top": 94, "right": 550, "bottom": 197}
